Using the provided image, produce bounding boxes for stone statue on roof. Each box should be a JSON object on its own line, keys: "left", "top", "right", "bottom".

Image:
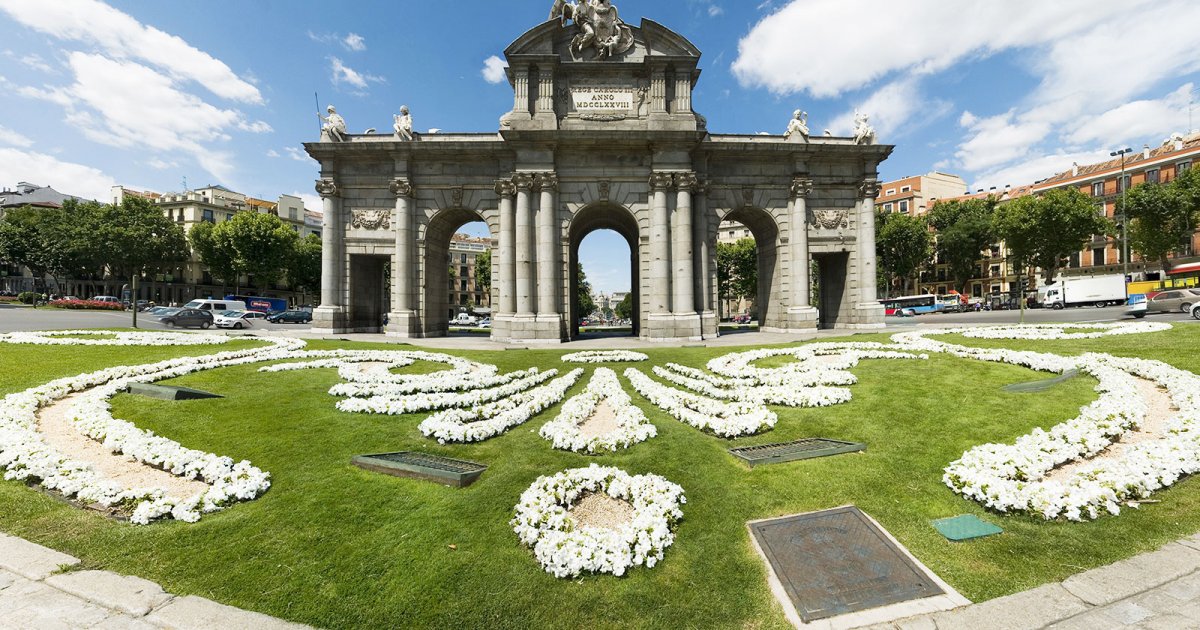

{"left": 551, "top": 0, "right": 634, "bottom": 59}
{"left": 784, "top": 109, "right": 809, "bottom": 142}
{"left": 852, "top": 110, "right": 875, "bottom": 145}
{"left": 393, "top": 105, "right": 413, "bottom": 141}
{"left": 318, "top": 105, "right": 347, "bottom": 142}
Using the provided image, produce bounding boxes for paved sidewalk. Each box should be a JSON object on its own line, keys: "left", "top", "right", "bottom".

{"left": 0, "top": 532, "right": 311, "bottom": 630}
{"left": 863, "top": 532, "right": 1200, "bottom": 630}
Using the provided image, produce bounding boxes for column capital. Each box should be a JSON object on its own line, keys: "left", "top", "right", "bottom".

{"left": 494, "top": 179, "right": 516, "bottom": 198}
{"left": 315, "top": 177, "right": 338, "bottom": 197}
{"left": 859, "top": 178, "right": 882, "bottom": 199}
{"left": 534, "top": 172, "right": 558, "bottom": 191}
{"left": 513, "top": 172, "right": 536, "bottom": 191}
{"left": 389, "top": 178, "right": 414, "bottom": 198}
{"left": 790, "top": 177, "right": 814, "bottom": 199}
{"left": 649, "top": 172, "right": 675, "bottom": 191}
{"left": 675, "top": 171, "right": 699, "bottom": 192}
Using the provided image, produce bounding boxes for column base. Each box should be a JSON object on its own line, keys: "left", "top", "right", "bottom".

{"left": 840, "top": 301, "right": 886, "bottom": 329}
{"left": 641, "top": 313, "right": 703, "bottom": 342}
{"left": 782, "top": 306, "right": 820, "bottom": 332}
{"left": 700, "top": 311, "right": 719, "bottom": 339}
{"left": 311, "top": 305, "right": 347, "bottom": 334}
{"left": 492, "top": 314, "right": 563, "bottom": 343}
{"left": 384, "top": 310, "right": 419, "bottom": 337}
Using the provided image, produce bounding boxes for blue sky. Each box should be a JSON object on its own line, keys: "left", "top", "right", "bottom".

{"left": 2, "top": 0, "right": 1199, "bottom": 293}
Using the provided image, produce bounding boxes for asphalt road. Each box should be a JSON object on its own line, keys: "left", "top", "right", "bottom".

{"left": 0, "top": 303, "right": 1195, "bottom": 335}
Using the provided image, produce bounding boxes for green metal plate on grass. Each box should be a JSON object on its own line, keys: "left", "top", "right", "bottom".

{"left": 126, "top": 383, "right": 222, "bottom": 401}
{"left": 730, "top": 438, "right": 865, "bottom": 467}
{"left": 932, "top": 514, "right": 1002, "bottom": 541}
{"left": 1003, "top": 369, "right": 1079, "bottom": 393}
{"left": 352, "top": 451, "right": 486, "bottom": 488}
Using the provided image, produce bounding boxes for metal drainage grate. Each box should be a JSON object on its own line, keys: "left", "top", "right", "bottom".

{"left": 1002, "top": 368, "right": 1080, "bottom": 393}
{"left": 352, "top": 451, "right": 487, "bottom": 488}
{"left": 730, "top": 438, "right": 865, "bottom": 467}
{"left": 126, "top": 383, "right": 221, "bottom": 401}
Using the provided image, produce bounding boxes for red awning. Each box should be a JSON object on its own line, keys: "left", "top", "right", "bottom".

{"left": 1167, "top": 261, "right": 1200, "bottom": 275}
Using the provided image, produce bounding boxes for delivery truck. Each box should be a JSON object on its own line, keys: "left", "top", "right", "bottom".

{"left": 1037, "top": 274, "right": 1126, "bottom": 309}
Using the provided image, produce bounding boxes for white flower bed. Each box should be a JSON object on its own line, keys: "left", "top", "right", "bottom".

{"left": 0, "top": 330, "right": 230, "bottom": 346}
{"left": 337, "top": 369, "right": 557, "bottom": 415}
{"left": 652, "top": 364, "right": 852, "bottom": 407}
{"left": 511, "top": 464, "right": 685, "bottom": 578}
{"left": 959, "top": 322, "right": 1172, "bottom": 340}
{"left": 624, "top": 368, "right": 777, "bottom": 437}
{"left": 539, "top": 368, "right": 657, "bottom": 453}
{"left": 561, "top": 350, "right": 648, "bottom": 363}
{"left": 419, "top": 369, "right": 584, "bottom": 443}
{"left": 0, "top": 335, "right": 303, "bottom": 524}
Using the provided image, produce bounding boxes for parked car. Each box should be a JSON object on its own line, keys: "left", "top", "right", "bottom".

{"left": 91, "top": 295, "right": 121, "bottom": 305}
{"left": 161, "top": 308, "right": 214, "bottom": 329}
{"left": 267, "top": 310, "right": 312, "bottom": 324}
{"left": 213, "top": 310, "right": 264, "bottom": 329}
{"left": 1192, "top": 302, "right": 1200, "bottom": 320}
{"left": 1126, "top": 294, "right": 1148, "bottom": 319}
{"left": 1145, "top": 289, "right": 1200, "bottom": 314}
{"left": 478, "top": 318, "right": 492, "bottom": 328}
{"left": 732, "top": 314, "right": 752, "bottom": 324}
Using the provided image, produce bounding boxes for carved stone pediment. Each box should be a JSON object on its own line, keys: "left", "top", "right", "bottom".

{"left": 350, "top": 209, "right": 391, "bottom": 230}
{"left": 808, "top": 208, "right": 850, "bottom": 230}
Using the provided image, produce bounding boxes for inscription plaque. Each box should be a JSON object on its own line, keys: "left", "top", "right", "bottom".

{"left": 749, "top": 506, "right": 944, "bottom": 622}
{"left": 572, "top": 87, "right": 634, "bottom": 111}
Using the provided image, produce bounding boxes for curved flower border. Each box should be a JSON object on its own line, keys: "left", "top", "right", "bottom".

{"left": 511, "top": 464, "right": 685, "bottom": 578}
{"left": 0, "top": 330, "right": 230, "bottom": 346}
{"left": 539, "top": 368, "right": 657, "bottom": 453}
{"left": 418, "top": 369, "right": 584, "bottom": 443}
{"left": 625, "top": 368, "right": 777, "bottom": 437}
{"left": 562, "top": 350, "right": 648, "bottom": 363}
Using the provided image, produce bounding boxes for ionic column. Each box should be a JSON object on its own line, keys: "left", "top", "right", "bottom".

{"left": 390, "top": 178, "right": 414, "bottom": 312}
{"left": 858, "top": 179, "right": 881, "bottom": 303}
{"left": 495, "top": 179, "right": 516, "bottom": 317}
{"left": 514, "top": 173, "right": 536, "bottom": 317}
{"left": 536, "top": 172, "right": 559, "bottom": 317}
{"left": 790, "top": 177, "right": 814, "bottom": 309}
{"left": 649, "top": 172, "right": 674, "bottom": 314}
{"left": 672, "top": 172, "right": 697, "bottom": 315}
{"left": 316, "top": 177, "right": 340, "bottom": 308}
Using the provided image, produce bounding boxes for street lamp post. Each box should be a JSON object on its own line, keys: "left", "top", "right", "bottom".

{"left": 1110, "top": 147, "right": 1132, "bottom": 280}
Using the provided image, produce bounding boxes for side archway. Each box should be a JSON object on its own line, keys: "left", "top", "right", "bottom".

{"left": 420, "top": 207, "right": 493, "bottom": 336}
{"left": 716, "top": 206, "right": 782, "bottom": 329}
{"left": 567, "top": 202, "right": 640, "bottom": 340}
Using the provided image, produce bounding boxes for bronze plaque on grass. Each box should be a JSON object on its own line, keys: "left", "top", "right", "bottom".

{"left": 749, "top": 506, "right": 943, "bottom": 622}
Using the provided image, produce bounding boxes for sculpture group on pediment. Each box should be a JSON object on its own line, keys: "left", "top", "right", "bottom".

{"left": 393, "top": 105, "right": 413, "bottom": 141}
{"left": 318, "top": 105, "right": 347, "bottom": 142}
{"left": 784, "top": 109, "right": 809, "bottom": 141}
{"left": 550, "top": 0, "right": 634, "bottom": 59}
{"left": 853, "top": 110, "right": 876, "bottom": 145}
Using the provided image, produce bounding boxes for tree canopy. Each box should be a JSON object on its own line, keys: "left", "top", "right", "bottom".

{"left": 1119, "top": 167, "right": 1199, "bottom": 273}
{"left": 475, "top": 250, "right": 491, "bottom": 294}
{"left": 716, "top": 237, "right": 757, "bottom": 310}
{"left": 614, "top": 293, "right": 633, "bottom": 320}
{"left": 994, "top": 188, "right": 1111, "bottom": 283}
{"left": 576, "top": 263, "right": 596, "bottom": 318}
{"left": 876, "top": 211, "right": 931, "bottom": 297}
{"left": 289, "top": 234, "right": 322, "bottom": 293}
{"left": 926, "top": 198, "right": 995, "bottom": 293}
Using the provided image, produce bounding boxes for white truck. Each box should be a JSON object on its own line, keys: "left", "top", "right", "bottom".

{"left": 449, "top": 313, "right": 478, "bottom": 326}
{"left": 1038, "top": 274, "right": 1126, "bottom": 309}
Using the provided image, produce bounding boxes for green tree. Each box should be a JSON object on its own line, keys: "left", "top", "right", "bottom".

{"left": 876, "top": 211, "right": 931, "bottom": 296}
{"left": 716, "top": 237, "right": 757, "bottom": 313}
{"left": 188, "top": 221, "right": 237, "bottom": 288}
{"left": 614, "top": 293, "right": 633, "bottom": 320}
{"left": 927, "top": 198, "right": 995, "bottom": 293}
{"left": 475, "top": 250, "right": 491, "bottom": 293}
{"left": 1119, "top": 179, "right": 1194, "bottom": 273}
{"left": 82, "top": 197, "right": 189, "bottom": 283}
{"left": 994, "top": 188, "right": 1112, "bottom": 284}
{"left": 576, "top": 263, "right": 596, "bottom": 317}
{"left": 211, "top": 211, "right": 299, "bottom": 288}
{"left": 288, "top": 234, "right": 322, "bottom": 293}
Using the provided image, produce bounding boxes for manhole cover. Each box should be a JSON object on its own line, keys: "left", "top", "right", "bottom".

{"left": 749, "top": 506, "right": 945, "bottom": 623}
{"left": 1002, "top": 368, "right": 1079, "bottom": 393}
{"left": 730, "top": 438, "right": 865, "bottom": 467}
{"left": 352, "top": 451, "right": 487, "bottom": 488}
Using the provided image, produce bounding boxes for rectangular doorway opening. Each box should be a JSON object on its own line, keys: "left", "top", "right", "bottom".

{"left": 814, "top": 252, "right": 848, "bottom": 330}
{"left": 349, "top": 254, "right": 390, "bottom": 332}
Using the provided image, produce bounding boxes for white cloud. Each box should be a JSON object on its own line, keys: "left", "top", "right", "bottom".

{"left": 266, "top": 149, "right": 281, "bottom": 158}
{"left": 970, "top": 149, "right": 1112, "bottom": 191}
{"left": 708, "top": 5, "right": 724, "bottom": 17}
{"left": 284, "top": 147, "right": 308, "bottom": 162}
{"left": 0, "top": 124, "right": 34, "bottom": 148}
{"left": 146, "top": 157, "right": 177, "bottom": 170}
{"left": 343, "top": 33, "right": 366, "bottom": 52}
{"left": 0, "top": 147, "right": 114, "bottom": 200}
{"left": 0, "top": 0, "right": 262, "bottom": 104}
{"left": 826, "top": 76, "right": 950, "bottom": 139}
{"left": 1066, "top": 84, "right": 1195, "bottom": 147}
{"left": 290, "top": 190, "right": 323, "bottom": 214}
{"left": 3, "top": 50, "right": 58, "bottom": 74}
{"left": 481, "top": 55, "right": 507, "bottom": 84}
{"left": 237, "top": 119, "right": 273, "bottom": 133}
{"left": 330, "top": 57, "right": 384, "bottom": 93}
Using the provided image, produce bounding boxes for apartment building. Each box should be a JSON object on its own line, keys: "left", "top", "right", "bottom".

{"left": 448, "top": 233, "right": 491, "bottom": 317}
{"left": 876, "top": 171, "right": 967, "bottom": 217}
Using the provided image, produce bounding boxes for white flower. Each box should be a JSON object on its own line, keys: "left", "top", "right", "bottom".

{"left": 561, "top": 350, "right": 648, "bottom": 363}
{"left": 539, "top": 368, "right": 657, "bottom": 453}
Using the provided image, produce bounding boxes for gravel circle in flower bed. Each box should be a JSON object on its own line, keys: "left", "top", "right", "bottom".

{"left": 511, "top": 464, "right": 685, "bottom": 578}
{"left": 561, "top": 350, "right": 648, "bottom": 363}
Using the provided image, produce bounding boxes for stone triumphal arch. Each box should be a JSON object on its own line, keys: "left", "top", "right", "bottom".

{"left": 305, "top": 9, "right": 891, "bottom": 342}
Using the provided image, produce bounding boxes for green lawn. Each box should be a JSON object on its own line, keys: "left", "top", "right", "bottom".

{"left": 2, "top": 326, "right": 1200, "bottom": 628}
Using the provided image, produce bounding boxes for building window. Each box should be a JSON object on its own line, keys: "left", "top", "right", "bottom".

{"left": 224, "top": 212, "right": 234, "bottom": 222}
{"left": 900, "top": 185, "right": 911, "bottom": 193}
{"left": 460, "top": 253, "right": 467, "bottom": 264}
{"left": 201, "top": 209, "right": 214, "bottom": 223}
{"left": 936, "top": 268, "right": 946, "bottom": 281}
{"left": 1093, "top": 247, "right": 1106, "bottom": 266}
{"left": 898, "top": 200, "right": 909, "bottom": 213}
{"left": 885, "top": 188, "right": 895, "bottom": 196}
{"left": 460, "top": 279, "right": 467, "bottom": 291}
{"left": 989, "top": 264, "right": 1000, "bottom": 276}
{"left": 972, "top": 284, "right": 982, "bottom": 298}
{"left": 1177, "top": 162, "right": 1192, "bottom": 178}
{"left": 883, "top": 202, "right": 893, "bottom": 212}
{"left": 1091, "top": 182, "right": 1104, "bottom": 197}
{"left": 1069, "top": 252, "right": 1080, "bottom": 268}
{"left": 1145, "top": 168, "right": 1160, "bottom": 184}
{"left": 1117, "top": 175, "right": 1131, "bottom": 193}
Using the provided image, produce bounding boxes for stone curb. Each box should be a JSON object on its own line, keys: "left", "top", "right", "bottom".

{"left": 861, "top": 537, "right": 1200, "bottom": 630}
{"left": 0, "top": 531, "right": 316, "bottom": 629}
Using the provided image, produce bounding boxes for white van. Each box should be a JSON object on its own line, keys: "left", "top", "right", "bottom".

{"left": 449, "top": 313, "right": 478, "bottom": 326}
{"left": 183, "top": 299, "right": 247, "bottom": 312}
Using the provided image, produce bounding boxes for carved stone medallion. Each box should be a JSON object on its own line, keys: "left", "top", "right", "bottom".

{"left": 350, "top": 209, "right": 391, "bottom": 230}
{"left": 315, "top": 178, "right": 337, "bottom": 197}
{"left": 808, "top": 208, "right": 850, "bottom": 230}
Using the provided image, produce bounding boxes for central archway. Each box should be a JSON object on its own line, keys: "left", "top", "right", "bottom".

{"left": 567, "top": 203, "right": 640, "bottom": 340}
